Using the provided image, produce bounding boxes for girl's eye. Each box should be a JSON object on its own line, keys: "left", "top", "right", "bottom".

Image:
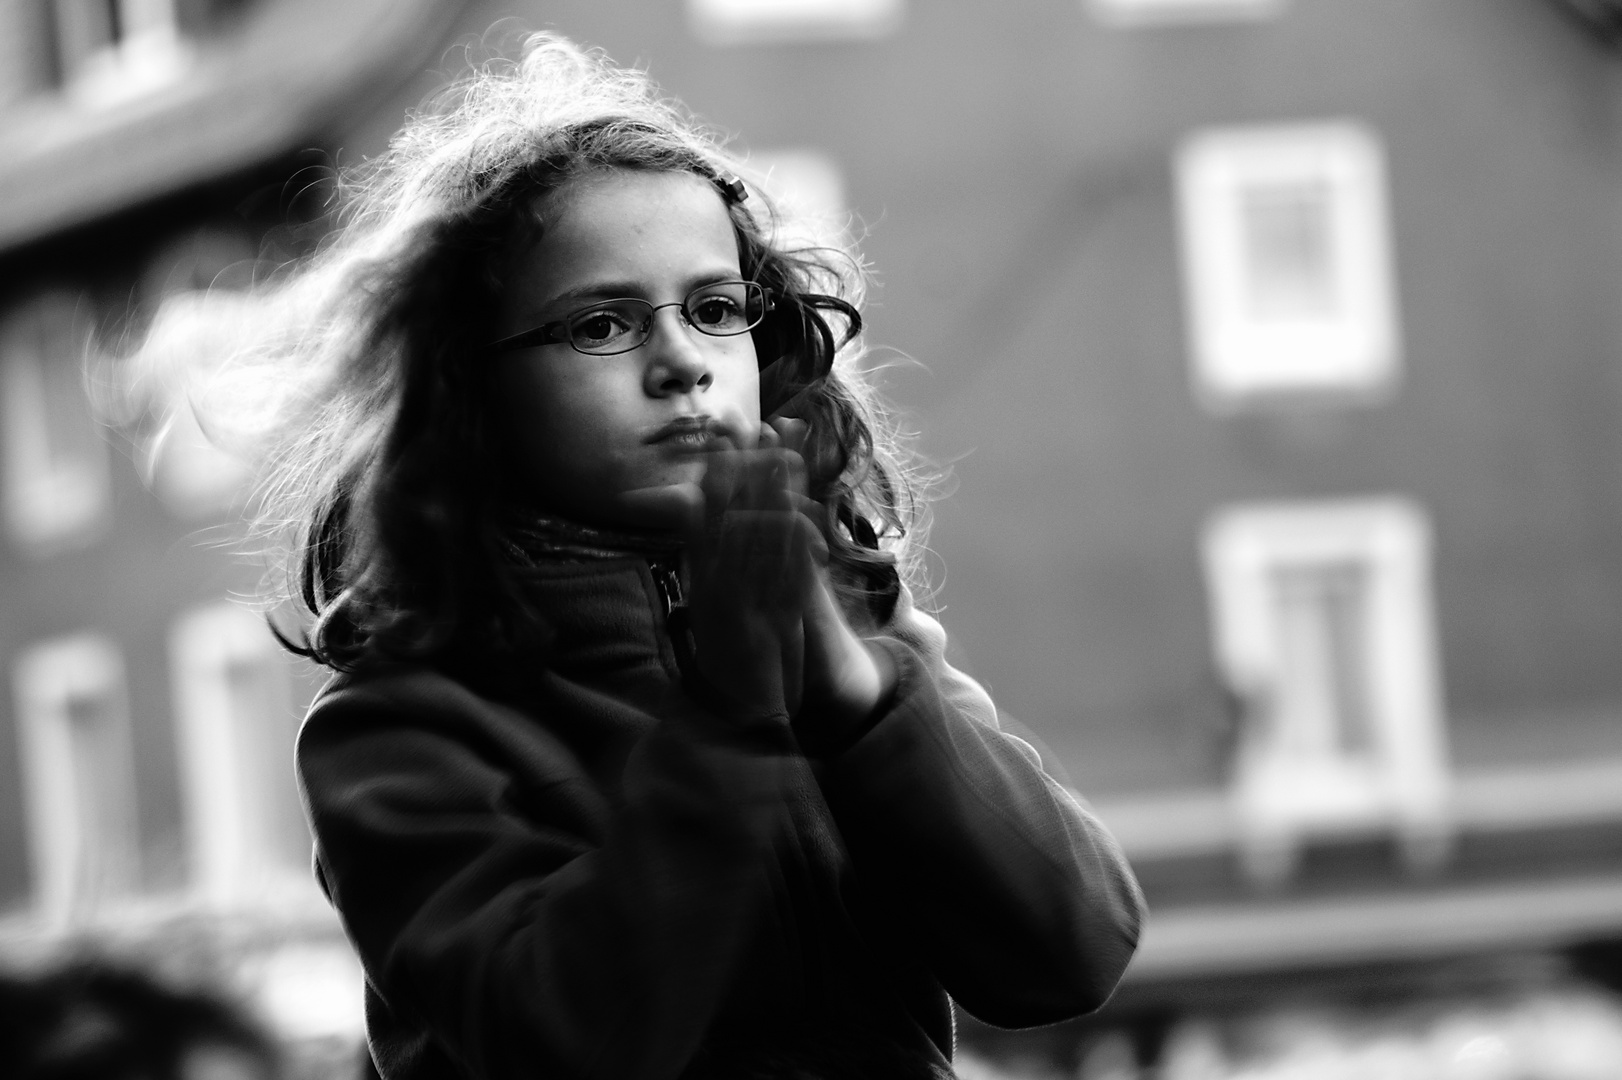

{"left": 689, "top": 295, "right": 743, "bottom": 331}
{"left": 569, "top": 308, "right": 637, "bottom": 348}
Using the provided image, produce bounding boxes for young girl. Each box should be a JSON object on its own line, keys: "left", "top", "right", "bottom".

{"left": 138, "top": 33, "right": 1142, "bottom": 1080}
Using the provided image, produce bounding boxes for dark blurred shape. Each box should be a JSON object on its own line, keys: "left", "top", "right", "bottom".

{"left": 0, "top": 959, "right": 279, "bottom": 1080}
{"left": 1552, "top": 0, "right": 1622, "bottom": 43}
{"left": 1571, "top": 940, "right": 1622, "bottom": 997}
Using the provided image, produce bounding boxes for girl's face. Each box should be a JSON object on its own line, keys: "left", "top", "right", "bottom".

{"left": 490, "top": 169, "right": 761, "bottom": 528}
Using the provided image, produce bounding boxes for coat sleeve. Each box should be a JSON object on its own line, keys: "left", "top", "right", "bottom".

{"left": 296, "top": 668, "right": 795, "bottom": 1080}
{"left": 813, "top": 591, "right": 1146, "bottom": 1028}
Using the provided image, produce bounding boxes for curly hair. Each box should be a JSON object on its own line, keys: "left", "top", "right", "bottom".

{"left": 126, "top": 33, "right": 929, "bottom": 672}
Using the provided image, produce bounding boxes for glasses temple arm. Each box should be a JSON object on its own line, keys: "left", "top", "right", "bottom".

{"left": 486, "top": 322, "right": 567, "bottom": 354}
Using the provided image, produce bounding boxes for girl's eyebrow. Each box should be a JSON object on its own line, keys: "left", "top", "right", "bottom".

{"left": 548, "top": 281, "right": 640, "bottom": 306}
{"left": 545, "top": 270, "right": 743, "bottom": 308}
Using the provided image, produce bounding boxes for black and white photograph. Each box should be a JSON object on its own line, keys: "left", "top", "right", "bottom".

{"left": 3, "top": 2, "right": 1622, "bottom": 1078}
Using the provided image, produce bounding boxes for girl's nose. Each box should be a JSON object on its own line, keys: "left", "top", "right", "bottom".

{"left": 642, "top": 306, "right": 713, "bottom": 396}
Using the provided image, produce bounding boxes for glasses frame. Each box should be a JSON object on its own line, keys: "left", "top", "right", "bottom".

{"left": 486, "top": 280, "right": 772, "bottom": 357}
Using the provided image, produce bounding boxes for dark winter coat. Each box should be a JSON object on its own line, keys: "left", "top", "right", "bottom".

{"left": 296, "top": 550, "right": 1144, "bottom": 1080}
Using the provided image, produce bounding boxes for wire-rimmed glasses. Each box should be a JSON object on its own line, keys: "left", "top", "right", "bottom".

{"left": 487, "top": 280, "right": 770, "bottom": 356}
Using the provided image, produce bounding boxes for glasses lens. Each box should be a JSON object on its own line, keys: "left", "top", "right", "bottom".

{"left": 567, "top": 300, "right": 652, "bottom": 355}
{"left": 684, "top": 282, "right": 764, "bottom": 337}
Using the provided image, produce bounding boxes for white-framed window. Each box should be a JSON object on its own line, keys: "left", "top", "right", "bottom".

{"left": 170, "top": 601, "right": 310, "bottom": 908}
{"left": 0, "top": 3, "right": 52, "bottom": 107}
{"left": 0, "top": 292, "right": 112, "bottom": 556}
{"left": 1175, "top": 122, "right": 1401, "bottom": 408}
{"left": 1088, "top": 0, "right": 1287, "bottom": 26}
{"left": 1201, "top": 498, "right": 1450, "bottom": 884}
{"left": 742, "top": 149, "right": 849, "bottom": 249}
{"left": 687, "top": 0, "right": 903, "bottom": 45}
{"left": 53, "top": 0, "right": 190, "bottom": 107}
{"left": 12, "top": 633, "right": 140, "bottom": 925}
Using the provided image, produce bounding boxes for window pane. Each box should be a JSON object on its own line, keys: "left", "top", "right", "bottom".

{"left": 12, "top": 634, "right": 139, "bottom": 924}
{"left": 170, "top": 602, "right": 309, "bottom": 908}
{"left": 54, "top": 0, "right": 187, "bottom": 106}
{"left": 0, "top": 292, "right": 111, "bottom": 554}
{"left": 1239, "top": 179, "right": 1339, "bottom": 321}
{"left": 1271, "top": 561, "right": 1374, "bottom": 759}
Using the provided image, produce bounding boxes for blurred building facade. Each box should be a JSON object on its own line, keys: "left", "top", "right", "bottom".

{"left": 5, "top": 0, "right": 1622, "bottom": 1074}
{"left": 0, "top": 0, "right": 465, "bottom": 1060}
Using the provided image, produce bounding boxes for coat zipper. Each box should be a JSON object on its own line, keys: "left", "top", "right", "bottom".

{"left": 648, "top": 557, "right": 699, "bottom": 679}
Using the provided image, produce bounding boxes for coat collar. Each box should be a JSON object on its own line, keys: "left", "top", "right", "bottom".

{"left": 501, "top": 512, "right": 683, "bottom": 567}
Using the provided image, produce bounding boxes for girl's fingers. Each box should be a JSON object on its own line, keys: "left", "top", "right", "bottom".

{"left": 698, "top": 449, "right": 740, "bottom": 508}
{"left": 768, "top": 416, "right": 808, "bottom": 456}
{"left": 720, "top": 512, "right": 794, "bottom": 596}
{"left": 697, "top": 448, "right": 804, "bottom": 520}
{"left": 756, "top": 452, "right": 798, "bottom": 512}
{"left": 682, "top": 458, "right": 823, "bottom": 718}
{"left": 686, "top": 449, "right": 816, "bottom": 617}
{"left": 617, "top": 451, "right": 806, "bottom": 558}
{"left": 784, "top": 490, "right": 830, "bottom": 572}
{"left": 724, "top": 511, "right": 809, "bottom": 580}
{"left": 694, "top": 507, "right": 816, "bottom": 602}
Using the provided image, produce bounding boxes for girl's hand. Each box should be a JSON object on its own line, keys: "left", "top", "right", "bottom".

{"left": 799, "top": 570, "right": 896, "bottom": 742}
{"left": 762, "top": 420, "right": 898, "bottom": 741}
{"left": 619, "top": 418, "right": 897, "bottom": 733}
{"left": 679, "top": 444, "right": 815, "bottom": 720}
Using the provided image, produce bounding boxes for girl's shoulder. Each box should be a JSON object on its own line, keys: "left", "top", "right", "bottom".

{"left": 309, "top": 660, "right": 468, "bottom": 716}
{"left": 295, "top": 657, "right": 608, "bottom": 814}
{"left": 299, "top": 659, "right": 550, "bottom": 753}
{"left": 870, "top": 583, "right": 949, "bottom": 660}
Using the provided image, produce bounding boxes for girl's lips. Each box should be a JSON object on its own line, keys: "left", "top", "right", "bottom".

{"left": 656, "top": 430, "right": 731, "bottom": 453}
{"left": 646, "top": 417, "right": 734, "bottom": 452}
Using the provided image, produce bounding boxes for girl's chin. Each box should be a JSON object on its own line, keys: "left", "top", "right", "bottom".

{"left": 604, "top": 483, "right": 701, "bottom": 532}
{"left": 644, "top": 458, "right": 709, "bottom": 488}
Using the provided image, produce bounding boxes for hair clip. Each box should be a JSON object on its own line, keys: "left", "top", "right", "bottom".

{"left": 715, "top": 174, "right": 749, "bottom": 204}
